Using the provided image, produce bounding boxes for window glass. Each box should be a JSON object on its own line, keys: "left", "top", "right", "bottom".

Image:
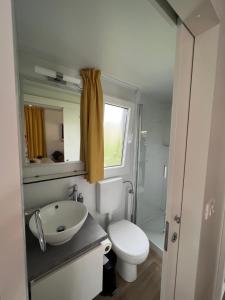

{"left": 104, "top": 104, "right": 128, "bottom": 167}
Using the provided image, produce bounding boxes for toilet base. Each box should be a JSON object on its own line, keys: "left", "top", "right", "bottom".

{"left": 116, "top": 258, "right": 137, "bottom": 282}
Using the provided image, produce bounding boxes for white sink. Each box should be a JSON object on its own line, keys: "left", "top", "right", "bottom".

{"left": 29, "top": 201, "right": 88, "bottom": 246}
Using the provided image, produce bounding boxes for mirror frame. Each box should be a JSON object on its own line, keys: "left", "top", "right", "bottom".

{"left": 19, "top": 77, "right": 84, "bottom": 181}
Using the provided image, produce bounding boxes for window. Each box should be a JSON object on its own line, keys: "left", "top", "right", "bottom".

{"left": 104, "top": 103, "right": 129, "bottom": 168}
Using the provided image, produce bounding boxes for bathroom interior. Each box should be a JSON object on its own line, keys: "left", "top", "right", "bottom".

{"left": 14, "top": 0, "right": 177, "bottom": 299}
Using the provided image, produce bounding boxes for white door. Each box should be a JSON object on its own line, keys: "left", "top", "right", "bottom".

{"left": 160, "top": 22, "right": 194, "bottom": 300}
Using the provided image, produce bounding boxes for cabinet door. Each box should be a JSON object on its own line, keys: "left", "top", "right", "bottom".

{"left": 31, "top": 245, "right": 103, "bottom": 300}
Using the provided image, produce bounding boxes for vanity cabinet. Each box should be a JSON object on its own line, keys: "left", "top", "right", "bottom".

{"left": 30, "top": 245, "right": 103, "bottom": 300}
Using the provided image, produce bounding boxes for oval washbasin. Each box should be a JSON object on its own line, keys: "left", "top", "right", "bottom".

{"left": 29, "top": 201, "right": 88, "bottom": 246}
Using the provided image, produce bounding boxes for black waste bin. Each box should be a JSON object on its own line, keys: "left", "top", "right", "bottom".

{"left": 101, "top": 250, "right": 117, "bottom": 296}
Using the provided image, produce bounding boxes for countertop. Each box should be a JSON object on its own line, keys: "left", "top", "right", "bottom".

{"left": 26, "top": 213, "right": 108, "bottom": 283}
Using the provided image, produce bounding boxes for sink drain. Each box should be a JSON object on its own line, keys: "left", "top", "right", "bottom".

{"left": 56, "top": 225, "right": 66, "bottom": 232}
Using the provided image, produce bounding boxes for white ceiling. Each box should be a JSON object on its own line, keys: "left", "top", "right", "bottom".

{"left": 15, "top": 0, "right": 177, "bottom": 101}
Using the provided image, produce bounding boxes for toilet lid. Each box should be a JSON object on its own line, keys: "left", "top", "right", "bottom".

{"left": 108, "top": 220, "right": 149, "bottom": 258}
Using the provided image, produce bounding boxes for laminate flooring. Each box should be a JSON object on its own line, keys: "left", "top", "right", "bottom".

{"left": 95, "top": 249, "right": 162, "bottom": 300}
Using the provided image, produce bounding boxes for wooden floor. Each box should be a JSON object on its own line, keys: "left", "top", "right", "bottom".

{"left": 95, "top": 250, "right": 162, "bottom": 300}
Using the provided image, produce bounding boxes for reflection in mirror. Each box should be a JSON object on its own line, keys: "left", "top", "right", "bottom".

{"left": 22, "top": 81, "right": 81, "bottom": 165}
{"left": 24, "top": 104, "right": 64, "bottom": 164}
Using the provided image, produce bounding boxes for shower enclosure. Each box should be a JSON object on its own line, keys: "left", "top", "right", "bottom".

{"left": 135, "top": 101, "right": 172, "bottom": 255}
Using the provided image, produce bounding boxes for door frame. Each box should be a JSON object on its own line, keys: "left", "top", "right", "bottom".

{"left": 160, "top": 21, "right": 195, "bottom": 300}
{"left": 161, "top": 1, "right": 225, "bottom": 300}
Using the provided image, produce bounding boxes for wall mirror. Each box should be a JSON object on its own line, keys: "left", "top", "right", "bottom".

{"left": 21, "top": 78, "right": 81, "bottom": 168}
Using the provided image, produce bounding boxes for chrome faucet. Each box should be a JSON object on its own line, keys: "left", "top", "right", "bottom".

{"left": 69, "top": 184, "right": 78, "bottom": 201}
{"left": 34, "top": 209, "right": 46, "bottom": 252}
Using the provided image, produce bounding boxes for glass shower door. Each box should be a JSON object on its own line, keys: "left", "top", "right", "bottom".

{"left": 135, "top": 102, "right": 172, "bottom": 254}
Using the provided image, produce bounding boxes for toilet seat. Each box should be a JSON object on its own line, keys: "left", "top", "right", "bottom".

{"left": 108, "top": 220, "right": 149, "bottom": 265}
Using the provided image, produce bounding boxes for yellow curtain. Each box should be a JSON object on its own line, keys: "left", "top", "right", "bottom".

{"left": 24, "top": 105, "right": 47, "bottom": 160}
{"left": 80, "top": 69, "right": 104, "bottom": 183}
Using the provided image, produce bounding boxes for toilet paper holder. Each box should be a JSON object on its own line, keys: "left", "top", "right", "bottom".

{"left": 101, "top": 238, "right": 112, "bottom": 254}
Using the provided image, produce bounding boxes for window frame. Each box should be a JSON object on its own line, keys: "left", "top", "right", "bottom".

{"left": 104, "top": 102, "right": 129, "bottom": 168}
{"left": 104, "top": 95, "right": 135, "bottom": 177}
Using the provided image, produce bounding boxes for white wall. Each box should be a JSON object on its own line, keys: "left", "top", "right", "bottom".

{"left": 137, "top": 97, "right": 172, "bottom": 226}
{"left": 19, "top": 51, "right": 138, "bottom": 103}
{"left": 0, "top": 1, "right": 27, "bottom": 299}
{"left": 44, "top": 108, "right": 64, "bottom": 157}
{"left": 63, "top": 106, "right": 80, "bottom": 162}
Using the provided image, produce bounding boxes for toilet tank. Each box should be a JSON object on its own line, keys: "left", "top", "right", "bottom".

{"left": 96, "top": 177, "right": 123, "bottom": 214}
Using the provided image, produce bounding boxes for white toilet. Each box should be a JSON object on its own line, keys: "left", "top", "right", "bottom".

{"left": 97, "top": 177, "right": 149, "bottom": 282}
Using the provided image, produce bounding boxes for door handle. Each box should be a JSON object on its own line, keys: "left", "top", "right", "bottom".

{"left": 171, "top": 232, "right": 178, "bottom": 243}
{"left": 164, "top": 221, "right": 169, "bottom": 251}
{"left": 164, "top": 222, "right": 179, "bottom": 252}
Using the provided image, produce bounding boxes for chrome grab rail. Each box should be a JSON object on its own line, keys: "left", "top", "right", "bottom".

{"left": 25, "top": 208, "right": 46, "bottom": 252}
{"left": 34, "top": 209, "right": 46, "bottom": 252}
